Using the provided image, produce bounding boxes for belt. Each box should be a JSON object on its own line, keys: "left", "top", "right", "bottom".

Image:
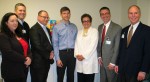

{"left": 60, "top": 48, "right": 74, "bottom": 52}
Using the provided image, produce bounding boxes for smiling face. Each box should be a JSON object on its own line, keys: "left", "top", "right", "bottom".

{"left": 128, "top": 6, "right": 141, "bottom": 25}
{"left": 6, "top": 15, "right": 18, "bottom": 32}
{"left": 38, "top": 11, "right": 49, "bottom": 26}
{"left": 100, "top": 9, "right": 111, "bottom": 24}
{"left": 15, "top": 5, "right": 26, "bottom": 20}
{"left": 61, "top": 10, "right": 71, "bottom": 22}
{"left": 82, "top": 17, "right": 91, "bottom": 29}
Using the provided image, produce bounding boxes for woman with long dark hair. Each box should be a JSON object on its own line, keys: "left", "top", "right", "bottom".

{"left": 0, "top": 12, "right": 31, "bottom": 82}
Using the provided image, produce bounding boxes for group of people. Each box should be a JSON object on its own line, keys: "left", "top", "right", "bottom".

{"left": 0, "top": 2, "right": 150, "bottom": 82}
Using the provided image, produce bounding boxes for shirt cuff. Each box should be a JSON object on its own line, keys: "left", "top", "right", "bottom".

{"left": 110, "top": 63, "right": 115, "bottom": 66}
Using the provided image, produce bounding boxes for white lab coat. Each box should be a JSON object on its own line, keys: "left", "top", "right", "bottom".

{"left": 74, "top": 27, "right": 99, "bottom": 74}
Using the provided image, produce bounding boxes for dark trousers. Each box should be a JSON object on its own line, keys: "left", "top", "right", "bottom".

{"left": 117, "top": 73, "right": 142, "bottom": 82}
{"left": 4, "top": 78, "right": 24, "bottom": 82}
{"left": 78, "top": 72, "right": 95, "bottom": 82}
{"left": 30, "top": 66, "right": 50, "bottom": 82}
{"left": 57, "top": 50, "right": 76, "bottom": 82}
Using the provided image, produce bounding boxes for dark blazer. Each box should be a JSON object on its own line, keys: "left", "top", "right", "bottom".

{"left": 0, "top": 33, "right": 32, "bottom": 79}
{"left": 29, "top": 22, "right": 53, "bottom": 68}
{"left": 15, "top": 21, "right": 30, "bottom": 43}
{"left": 116, "top": 22, "right": 150, "bottom": 77}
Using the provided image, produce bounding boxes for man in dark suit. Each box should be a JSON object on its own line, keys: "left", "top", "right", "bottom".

{"left": 115, "top": 5, "right": 150, "bottom": 82}
{"left": 97, "top": 7, "right": 122, "bottom": 82}
{"left": 29, "top": 10, "right": 54, "bottom": 82}
{"left": 15, "top": 3, "right": 30, "bottom": 43}
{"left": 14, "top": 3, "right": 31, "bottom": 82}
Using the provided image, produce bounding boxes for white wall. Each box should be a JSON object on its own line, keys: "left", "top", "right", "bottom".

{"left": 0, "top": 0, "right": 123, "bottom": 29}
{"left": 137, "top": 0, "right": 150, "bottom": 26}
{"left": 121, "top": 0, "right": 137, "bottom": 27}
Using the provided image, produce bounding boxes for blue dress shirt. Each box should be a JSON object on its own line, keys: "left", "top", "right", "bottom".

{"left": 52, "top": 20, "right": 77, "bottom": 60}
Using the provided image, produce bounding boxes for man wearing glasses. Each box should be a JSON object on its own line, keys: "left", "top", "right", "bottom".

{"left": 97, "top": 7, "right": 122, "bottom": 82}
{"left": 29, "top": 10, "right": 54, "bottom": 82}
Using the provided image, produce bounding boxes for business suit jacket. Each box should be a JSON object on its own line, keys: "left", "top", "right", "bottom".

{"left": 97, "top": 21, "right": 122, "bottom": 67}
{"left": 116, "top": 22, "right": 150, "bottom": 77}
{"left": 29, "top": 22, "right": 53, "bottom": 69}
{"left": 0, "top": 33, "right": 32, "bottom": 79}
{"left": 15, "top": 21, "right": 30, "bottom": 43}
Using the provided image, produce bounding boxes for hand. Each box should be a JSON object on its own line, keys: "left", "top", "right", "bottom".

{"left": 24, "top": 57, "right": 31, "bottom": 66}
{"left": 76, "top": 55, "right": 84, "bottom": 61}
{"left": 57, "top": 60, "right": 63, "bottom": 67}
{"left": 49, "top": 51, "right": 54, "bottom": 59}
{"left": 137, "top": 71, "right": 146, "bottom": 81}
{"left": 98, "top": 58, "right": 103, "bottom": 66}
{"left": 114, "top": 66, "right": 118, "bottom": 74}
{"left": 107, "top": 64, "right": 115, "bottom": 70}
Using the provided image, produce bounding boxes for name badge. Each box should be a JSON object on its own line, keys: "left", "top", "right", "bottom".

{"left": 105, "top": 37, "right": 111, "bottom": 45}
{"left": 121, "top": 34, "right": 124, "bottom": 38}
{"left": 106, "top": 40, "right": 111, "bottom": 45}
{"left": 22, "top": 29, "right": 26, "bottom": 34}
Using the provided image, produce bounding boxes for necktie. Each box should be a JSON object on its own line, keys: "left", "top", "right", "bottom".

{"left": 127, "top": 26, "right": 133, "bottom": 47}
{"left": 43, "top": 26, "right": 51, "bottom": 44}
{"left": 100, "top": 25, "right": 106, "bottom": 57}
{"left": 102, "top": 25, "right": 106, "bottom": 44}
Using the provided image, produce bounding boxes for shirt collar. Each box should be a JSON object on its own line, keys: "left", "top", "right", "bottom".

{"left": 38, "top": 21, "right": 46, "bottom": 28}
{"left": 131, "top": 21, "right": 140, "bottom": 28}
{"left": 104, "top": 20, "right": 111, "bottom": 28}
{"left": 18, "top": 19, "right": 24, "bottom": 25}
{"left": 61, "top": 20, "right": 70, "bottom": 25}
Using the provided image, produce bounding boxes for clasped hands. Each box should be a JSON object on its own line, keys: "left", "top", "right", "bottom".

{"left": 76, "top": 54, "right": 84, "bottom": 61}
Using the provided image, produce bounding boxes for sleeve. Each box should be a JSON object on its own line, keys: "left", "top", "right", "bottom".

{"left": 140, "top": 28, "right": 150, "bottom": 73}
{"left": 0, "top": 34, "right": 25, "bottom": 63}
{"left": 29, "top": 28, "right": 50, "bottom": 60}
{"left": 97, "top": 26, "right": 102, "bottom": 58}
{"left": 74, "top": 33, "right": 79, "bottom": 58}
{"left": 110, "top": 27, "right": 122, "bottom": 64}
{"left": 27, "top": 46, "right": 32, "bottom": 59}
{"left": 52, "top": 26, "right": 60, "bottom": 61}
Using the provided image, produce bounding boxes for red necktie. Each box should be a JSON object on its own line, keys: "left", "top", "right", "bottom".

{"left": 102, "top": 25, "right": 106, "bottom": 44}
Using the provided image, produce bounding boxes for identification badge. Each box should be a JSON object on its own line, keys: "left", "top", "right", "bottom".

{"left": 121, "top": 34, "right": 124, "bottom": 38}
{"left": 22, "top": 29, "right": 26, "bottom": 34}
{"left": 105, "top": 37, "right": 111, "bottom": 45}
{"left": 106, "top": 40, "right": 111, "bottom": 45}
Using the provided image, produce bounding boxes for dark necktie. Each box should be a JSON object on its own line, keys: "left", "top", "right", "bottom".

{"left": 127, "top": 26, "right": 133, "bottom": 47}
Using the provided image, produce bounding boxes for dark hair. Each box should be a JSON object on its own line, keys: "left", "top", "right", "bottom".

{"left": 0, "top": 12, "right": 18, "bottom": 37}
{"left": 99, "top": 7, "right": 110, "bottom": 13}
{"left": 15, "top": 3, "right": 26, "bottom": 11}
{"left": 60, "top": 6, "right": 70, "bottom": 14}
{"left": 38, "top": 10, "right": 48, "bottom": 16}
{"left": 81, "top": 13, "right": 92, "bottom": 23}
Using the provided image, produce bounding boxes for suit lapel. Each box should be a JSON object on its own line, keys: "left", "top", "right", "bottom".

{"left": 46, "top": 28, "right": 52, "bottom": 44}
{"left": 98, "top": 25, "right": 103, "bottom": 45}
{"left": 37, "top": 23, "right": 51, "bottom": 44}
{"left": 105, "top": 22, "right": 113, "bottom": 39}
{"left": 102, "top": 22, "right": 113, "bottom": 45}
{"left": 129, "top": 23, "right": 142, "bottom": 46}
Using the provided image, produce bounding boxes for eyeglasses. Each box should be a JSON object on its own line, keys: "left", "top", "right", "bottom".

{"left": 39, "top": 15, "right": 50, "bottom": 20}
{"left": 82, "top": 20, "right": 91, "bottom": 23}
